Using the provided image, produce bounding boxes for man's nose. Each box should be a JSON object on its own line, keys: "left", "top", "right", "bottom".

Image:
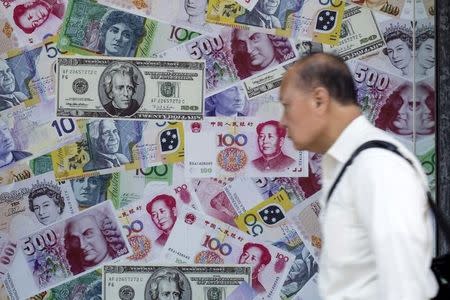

{"left": 79, "top": 236, "right": 88, "bottom": 249}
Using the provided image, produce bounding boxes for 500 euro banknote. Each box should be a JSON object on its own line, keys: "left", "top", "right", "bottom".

{"left": 51, "top": 119, "right": 184, "bottom": 180}
{"left": 161, "top": 205, "right": 295, "bottom": 299}
{"left": 185, "top": 118, "right": 308, "bottom": 178}
{"left": 3, "top": 200, "right": 130, "bottom": 300}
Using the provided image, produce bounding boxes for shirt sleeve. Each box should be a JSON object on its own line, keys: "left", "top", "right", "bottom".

{"left": 351, "top": 150, "right": 437, "bottom": 300}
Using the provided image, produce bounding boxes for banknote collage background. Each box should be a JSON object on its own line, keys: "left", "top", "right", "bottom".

{"left": 0, "top": 0, "right": 435, "bottom": 299}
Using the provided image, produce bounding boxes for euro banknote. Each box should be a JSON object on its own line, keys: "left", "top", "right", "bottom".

{"left": 184, "top": 118, "right": 308, "bottom": 177}
{"left": 59, "top": 0, "right": 201, "bottom": 57}
{"left": 157, "top": 27, "right": 297, "bottom": 96}
{"left": 56, "top": 56, "right": 205, "bottom": 120}
{"left": 3, "top": 200, "right": 130, "bottom": 300}
{"left": 51, "top": 119, "right": 184, "bottom": 180}
{"left": 103, "top": 264, "right": 252, "bottom": 299}
{"left": 161, "top": 205, "right": 295, "bottom": 299}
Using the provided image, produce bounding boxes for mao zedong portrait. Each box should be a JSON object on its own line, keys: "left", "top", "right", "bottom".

{"left": 231, "top": 29, "right": 293, "bottom": 79}
{"left": 252, "top": 120, "right": 295, "bottom": 172}
{"left": 101, "top": 63, "right": 142, "bottom": 117}
{"left": 99, "top": 11, "right": 145, "bottom": 57}
{"left": 83, "top": 120, "right": 130, "bottom": 171}
{"left": 145, "top": 268, "right": 191, "bottom": 300}
{"left": 28, "top": 181, "right": 65, "bottom": 225}
{"left": 64, "top": 212, "right": 127, "bottom": 275}
{"left": 0, "top": 119, "right": 32, "bottom": 168}
{"left": 238, "top": 242, "right": 272, "bottom": 294}
{"left": 0, "top": 59, "right": 28, "bottom": 111}
{"left": 13, "top": 0, "right": 65, "bottom": 34}
{"left": 146, "top": 194, "right": 177, "bottom": 246}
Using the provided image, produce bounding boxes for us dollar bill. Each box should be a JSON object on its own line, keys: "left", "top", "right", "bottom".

{"left": 56, "top": 57, "right": 204, "bottom": 120}
{"left": 103, "top": 264, "right": 252, "bottom": 300}
{"left": 59, "top": 0, "right": 201, "bottom": 58}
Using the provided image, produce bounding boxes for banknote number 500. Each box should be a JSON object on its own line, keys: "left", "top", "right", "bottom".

{"left": 354, "top": 64, "right": 389, "bottom": 91}
{"left": 188, "top": 36, "right": 224, "bottom": 60}
{"left": 51, "top": 118, "right": 76, "bottom": 137}
{"left": 22, "top": 229, "right": 57, "bottom": 256}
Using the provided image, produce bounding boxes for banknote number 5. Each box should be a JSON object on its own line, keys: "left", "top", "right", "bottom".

{"left": 43, "top": 34, "right": 68, "bottom": 58}
{"left": 187, "top": 36, "right": 224, "bottom": 60}
{"left": 354, "top": 64, "right": 389, "bottom": 91}
{"left": 22, "top": 229, "right": 57, "bottom": 256}
{"left": 52, "top": 118, "right": 76, "bottom": 137}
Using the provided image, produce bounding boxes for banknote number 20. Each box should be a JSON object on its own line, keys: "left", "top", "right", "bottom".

{"left": 187, "top": 36, "right": 224, "bottom": 60}
{"left": 51, "top": 118, "right": 76, "bottom": 137}
{"left": 354, "top": 64, "right": 389, "bottom": 91}
{"left": 22, "top": 229, "right": 57, "bottom": 256}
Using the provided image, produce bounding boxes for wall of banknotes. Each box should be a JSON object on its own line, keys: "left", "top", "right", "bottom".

{"left": 0, "top": 0, "right": 435, "bottom": 299}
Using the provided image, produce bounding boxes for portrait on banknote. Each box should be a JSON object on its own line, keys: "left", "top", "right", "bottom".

{"left": 98, "top": 62, "right": 144, "bottom": 117}
{"left": 231, "top": 30, "right": 294, "bottom": 80}
{"left": 28, "top": 180, "right": 66, "bottom": 225}
{"left": 175, "top": 0, "right": 214, "bottom": 33}
{"left": 12, "top": 0, "right": 65, "bottom": 33}
{"left": 83, "top": 120, "right": 137, "bottom": 171}
{"left": 70, "top": 174, "right": 111, "bottom": 208}
{"left": 0, "top": 119, "right": 32, "bottom": 168}
{"left": 0, "top": 59, "right": 28, "bottom": 111}
{"left": 205, "top": 85, "right": 248, "bottom": 117}
{"left": 252, "top": 120, "right": 295, "bottom": 172}
{"left": 238, "top": 242, "right": 272, "bottom": 294}
{"left": 146, "top": 194, "right": 178, "bottom": 246}
{"left": 415, "top": 19, "right": 435, "bottom": 79}
{"left": 144, "top": 267, "right": 192, "bottom": 300}
{"left": 297, "top": 153, "right": 322, "bottom": 199}
{"left": 63, "top": 207, "right": 127, "bottom": 275}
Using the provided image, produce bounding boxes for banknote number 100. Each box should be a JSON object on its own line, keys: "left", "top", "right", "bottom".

{"left": 51, "top": 118, "right": 76, "bottom": 137}
{"left": 217, "top": 134, "right": 248, "bottom": 147}
{"left": 202, "top": 235, "right": 232, "bottom": 256}
{"left": 22, "top": 229, "right": 57, "bottom": 256}
{"left": 188, "top": 36, "right": 224, "bottom": 60}
{"left": 354, "top": 64, "right": 389, "bottom": 91}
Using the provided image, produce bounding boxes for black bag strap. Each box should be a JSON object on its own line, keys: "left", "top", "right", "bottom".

{"left": 325, "top": 140, "right": 450, "bottom": 243}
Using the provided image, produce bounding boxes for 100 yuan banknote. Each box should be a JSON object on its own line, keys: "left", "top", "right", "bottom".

{"left": 161, "top": 205, "right": 295, "bottom": 299}
{"left": 0, "top": 100, "right": 81, "bottom": 171}
{"left": 206, "top": 0, "right": 304, "bottom": 37}
{"left": 3, "top": 200, "right": 130, "bottom": 300}
{"left": 51, "top": 119, "right": 184, "bottom": 180}
{"left": 118, "top": 179, "right": 201, "bottom": 262}
{"left": 104, "top": 264, "right": 252, "bottom": 300}
{"left": 157, "top": 27, "right": 297, "bottom": 96}
{"left": 59, "top": 0, "right": 201, "bottom": 58}
{"left": 185, "top": 118, "right": 308, "bottom": 177}
{"left": 56, "top": 56, "right": 204, "bottom": 120}
{"left": 0, "top": 0, "right": 67, "bottom": 54}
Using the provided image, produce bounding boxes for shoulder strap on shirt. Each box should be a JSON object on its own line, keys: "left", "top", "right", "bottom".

{"left": 325, "top": 140, "right": 450, "bottom": 243}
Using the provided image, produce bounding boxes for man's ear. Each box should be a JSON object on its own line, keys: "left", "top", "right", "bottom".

{"left": 172, "top": 207, "right": 177, "bottom": 218}
{"left": 312, "top": 87, "right": 330, "bottom": 113}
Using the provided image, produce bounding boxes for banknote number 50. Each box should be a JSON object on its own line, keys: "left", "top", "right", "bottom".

{"left": 22, "top": 229, "right": 57, "bottom": 256}
{"left": 188, "top": 36, "right": 224, "bottom": 60}
{"left": 51, "top": 118, "right": 76, "bottom": 137}
{"left": 354, "top": 64, "right": 389, "bottom": 91}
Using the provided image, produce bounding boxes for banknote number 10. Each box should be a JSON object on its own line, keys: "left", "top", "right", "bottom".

{"left": 217, "top": 134, "right": 248, "bottom": 147}
{"left": 354, "top": 64, "right": 389, "bottom": 91}
{"left": 51, "top": 118, "right": 76, "bottom": 137}
{"left": 188, "top": 36, "right": 224, "bottom": 60}
{"left": 22, "top": 229, "right": 57, "bottom": 255}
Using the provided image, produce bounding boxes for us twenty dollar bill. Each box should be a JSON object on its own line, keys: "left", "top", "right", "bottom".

{"left": 3, "top": 200, "right": 130, "bottom": 300}
{"left": 56, "top": 56, "right": 204, "bottom": 120}
{"left": 103, "top": 264, "right": 252, "bottom": 300}
{"left": 51, "top": 119, "right": 184, "bottom": 180}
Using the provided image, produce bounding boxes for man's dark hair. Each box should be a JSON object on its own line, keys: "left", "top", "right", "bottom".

{"left": 242, "top": 242, "right": 272, "bottom": 268}
{"left": 256, "top": 120, "right": 287, "bottom": 138}
{"left": 291, "top": 53, "right": 358, "bottom": 105}
{"left": 146, "top": 194, "right": 177, "bottom": 214}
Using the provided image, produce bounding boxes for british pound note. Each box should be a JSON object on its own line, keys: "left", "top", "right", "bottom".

{"left": 0, "top": 0, "right": 67, "bottom": 53}
{"left": 56, "top": 56, "right": 204, "bottom": 120}
{"left": 206, "top": 0, "right": 304, "bottom": 37}
{"left": 293, "top": 0, "right": 345, "bottom": 46}
{"left": 97, "top": 0, "right": 222, "bottom": 35}
{"left": 323, "top": 4, "right": 384, "bottom": 61}
{"left": 185, "top": 118, "right": 308, "bottom": 177}
{"left": 104, "top": 264, "right": 252, "bottom": 299}
{"left": 287, "top": 194, "right": 322, "bottom": 260}
{"left": 117, "top": 180, "right": 200, "bottom": 262}
{"left": 157, "top": 27, "right": 297, "bottom": 95}
{"left": 349, "top": 0, "right": 405, "bottom": 17}
{"left": 51, "top": 119, "right": 184, "bottom": 180}
{"left": 59, "top": 0, "right": 201, "bottom": 57}
{"left": 69, "top": 164, "right": 173, "bottom": 210}
{"left": 0, "top": 100, "right": 81, "bottom": 171}
{"left": 161, "top": 205, "right": 295, "bottom": 299}
{"left": 3, "top": 200, "right": 130, "bottom": 300}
